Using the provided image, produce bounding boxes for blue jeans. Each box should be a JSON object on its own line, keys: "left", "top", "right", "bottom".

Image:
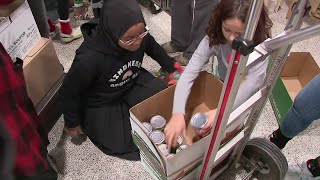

{"left": 280, "top": 75, "right": 320, "bottom": 138}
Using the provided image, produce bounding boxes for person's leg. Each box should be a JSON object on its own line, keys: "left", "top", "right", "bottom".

{"left": 183, "top": 0, "right": 218, "bottom": 60}
{"left": 57, "top": 0, "right": 83, "bottom": 43}
{"left": 270, "top": 75, "right": 320, "bottom": 148}
{"left": 92, "top": 0, "right": 103, "bottom": 18}
{"left": 162, "top": 0, "right": 193, "bottom": 53}
{"left": 27, "top": 0, "right": 50, "bottom": 38}
{"left": 280, "top": 75, "right": 320, "bottom": 137}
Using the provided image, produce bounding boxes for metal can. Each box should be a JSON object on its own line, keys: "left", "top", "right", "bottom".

{"left": 166, "top": 153, "right": 175, "bottom": 159}
{"left": 142, "top": 122, "right": 153, "bottom": 134}
{"left": 150, "top": 130, "right": 165, "bottom": 145}
{"left": 177, "top": 135, "right": 183, "bottom": 146}
{"left": 190, "top": 113, "right": 208, "bottom": 134}
{"left": 150, "top": 115, "right": 166, "bottom": 130}
{"left": 158, "top": 144, "right": 169, "bottom": 156}
{"left": 178, "top": 144, "right": 189, "bottom": 151}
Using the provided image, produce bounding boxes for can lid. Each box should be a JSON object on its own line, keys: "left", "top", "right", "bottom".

{"left": 166, "top": 153, "right": 175, "bottom": 159}
{"left": 142, "top": 122, "right": 153, "bottom": 133}
{"left": 178, "top": 144, "right": 189, "bottom": 151}
{"left": 177, "top": 135, "right": 183, "bottom": 145}
{"left": 158, "top": 144, "right": 168, "bottom": 152}
{"left": 150, "top": 130, "right": 165, "bottom": 145}
{"left": 150, "top": 115, "right": 166, "bottom": 129}
{"left": 190, "top": 113, "right": 208, "bottom": 128}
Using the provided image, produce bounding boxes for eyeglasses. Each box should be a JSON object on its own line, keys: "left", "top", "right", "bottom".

{"left": 119, "top": 26, "right": 149, "bottom": 46}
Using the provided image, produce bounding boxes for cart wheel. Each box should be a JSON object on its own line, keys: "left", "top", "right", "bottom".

{"left": 242, "top": 138, "right": 288, "bottom": 180}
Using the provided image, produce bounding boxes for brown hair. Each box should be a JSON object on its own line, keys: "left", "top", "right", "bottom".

{"left": 206, "top": 0, "right": 273, "bottom": 46}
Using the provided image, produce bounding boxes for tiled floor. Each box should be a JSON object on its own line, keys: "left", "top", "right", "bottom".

{"left": 48, "top": 0, "right": 320, "bottom": 179}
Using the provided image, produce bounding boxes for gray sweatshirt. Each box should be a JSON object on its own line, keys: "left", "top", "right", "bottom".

{"left": 173, "top": 35, "right": 268, "bottom": 114}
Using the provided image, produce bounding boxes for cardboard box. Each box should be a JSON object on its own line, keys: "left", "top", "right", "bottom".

{"left": 270, "top": 52, "right": 320, "bottom": 124}
{"left": 23, "top": 38, "right": 64, "bottom": 106}
{"left": 130, "top": 72, "right": 250, "bottom": 179}
{"left": 0, "top": 0, "right": 25, "bottom": 17}
{"left": 0, "top": 1, "right": 41, "bottom": 60}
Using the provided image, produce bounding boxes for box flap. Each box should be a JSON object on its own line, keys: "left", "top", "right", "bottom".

{"left": 298, "top": 52, "right": 320, "bottom": 87}
{"left": 281, "top": 52, "right": 308, "bottom": 77}
{"left": 23, "top": 38, "right": 49, "bottom": 67}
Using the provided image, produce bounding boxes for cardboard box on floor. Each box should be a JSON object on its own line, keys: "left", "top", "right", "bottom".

{"left": 0, "top": 0, "right": 41, "bottom": 60}
{"left": 23, "top": 38, "right": 64, "bottom": 106}
{"left": 270, "top": 52, "right": 320, "bottom": 125}
{"left": 130, "top": 72, "right": 249, "bottom": 179}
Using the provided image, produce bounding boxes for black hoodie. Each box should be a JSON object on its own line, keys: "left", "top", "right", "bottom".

{"left": 61, "top": 0, "right": 175, "bottom": 128}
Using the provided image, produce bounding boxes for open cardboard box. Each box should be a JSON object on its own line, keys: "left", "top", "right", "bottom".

{"left": 130, "top": 72, "right": 249, "bottom": 179}
{"left": 270, "top": 52, "right": 320, "bottom": 124}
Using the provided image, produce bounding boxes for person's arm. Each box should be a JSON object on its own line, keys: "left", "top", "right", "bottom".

{"left": 173, "top": 36, "right": 214, "bottom": 114}
{"left": 164, "top": 36, "right": 214, "bottom": 148}
{"left": 144, "top": 34, "right": 176, "bottom": 73}
{"left": 60, "top": 54, "right": 99, "bottom": 128}
{"left": 233, "top": 57, "right": 269, "bottom": 109}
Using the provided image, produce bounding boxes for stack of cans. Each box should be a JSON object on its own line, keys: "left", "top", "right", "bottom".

{"left": 143, "top": 115, "right": 189, "bottom": 158}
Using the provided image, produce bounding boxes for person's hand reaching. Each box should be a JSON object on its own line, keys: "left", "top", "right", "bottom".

{"left": 198, "top": 109, "right": 217, "bottom": 137}
{"left": 164, "top": 113, "right": 186, "bottom": 148}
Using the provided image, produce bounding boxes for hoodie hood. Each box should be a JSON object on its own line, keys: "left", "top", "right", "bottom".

{"left": 80, "top": 0, "right": 145, "bottom": 55}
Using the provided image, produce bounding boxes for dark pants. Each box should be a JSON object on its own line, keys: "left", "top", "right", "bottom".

{"left": 44, "top": 0, "right": 69, "bottom": 20}
{"left": 171, "top": 0, "right": 218, "bottom": 59}
{"left": 83, "top": 69, "right": 167, "bottom": 161}
{"left": 27, "top": 0, "right": 50, "bottom": 38}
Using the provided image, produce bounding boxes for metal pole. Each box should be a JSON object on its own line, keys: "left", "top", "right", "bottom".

{"left": 199, "top": 0, "right": 264, "bottom": 179}
{"left": 263, "top": 23, "right": 320, "bottom": 51}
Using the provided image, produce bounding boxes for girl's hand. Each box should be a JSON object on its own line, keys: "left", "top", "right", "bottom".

{"left": 164, "top": 113, "right": 186, "bottom": 148}
{"left": 65, "top": 126, "right": 83, "bottom": 137}
{"left": 199, "top": 109, "right": 217, "bottom": 137}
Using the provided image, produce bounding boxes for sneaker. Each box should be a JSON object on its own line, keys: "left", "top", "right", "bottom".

{"left": 59, "top": 19, "right": 83, "bottom": 43}
{"left": 60, "top": 26, "right": 83, "bottom": 43}
{"left": 161, "top": 42, "right": 181, "bottom": 54}
{"left": 267, "top": 129, "right": 291, "bottom": 149}
{"left": 173, "top": 54, "right": 189, "bottom": 66}
{"left": 299, "top": 160, "right": 320, "bottom": 180}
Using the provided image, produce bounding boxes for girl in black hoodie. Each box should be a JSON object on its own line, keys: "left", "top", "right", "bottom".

{"left": 60, "top": 0, "right": 180, "bottom": 160}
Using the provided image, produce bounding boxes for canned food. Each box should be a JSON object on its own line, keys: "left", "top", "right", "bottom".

{"left": 178, "top": 144, "right": 189, "bottom": 151}
{"left": 150, "top": 115, "right": 166, "bottom": 130}
{"left": 158, "top": 144, "right": 169, "bottom": 156}
{"left": 177, "top": 135, "right": 183, "bottom": 145}
{"left": 190, "top": 113, "right": 208, "bottom": 128}
{"left": 150, "top": 130, "right": 165, "bottom": 145}
{"left": 166, "top": 153, "right": 175, "bottom": 159}
{"left": 142, "top": 122, "right": 153, "bottom": 134}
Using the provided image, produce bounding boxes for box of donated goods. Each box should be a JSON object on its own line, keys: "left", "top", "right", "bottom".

{"left": 130, "top": 71, "right": 254, "bottom": 179}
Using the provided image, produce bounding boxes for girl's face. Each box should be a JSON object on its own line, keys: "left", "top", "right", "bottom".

{"left": 118, "top": 22, "right": 147, "bottom": 52}
{"left": 222, "top": 17, "right": 244, "bottom": 45}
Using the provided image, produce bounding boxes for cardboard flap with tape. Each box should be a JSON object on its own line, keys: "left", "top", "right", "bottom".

{"left": 23, "top": 38, "right": 64, "bottom": 106}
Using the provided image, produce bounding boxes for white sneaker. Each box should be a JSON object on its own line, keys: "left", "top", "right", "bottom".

{"left": 60, "top": 26, "right": 83, "bottom": 43}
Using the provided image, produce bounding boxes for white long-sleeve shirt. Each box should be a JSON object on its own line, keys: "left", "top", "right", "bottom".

{"left": 173, "top": 35, "right": 268, "bottom": 114}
